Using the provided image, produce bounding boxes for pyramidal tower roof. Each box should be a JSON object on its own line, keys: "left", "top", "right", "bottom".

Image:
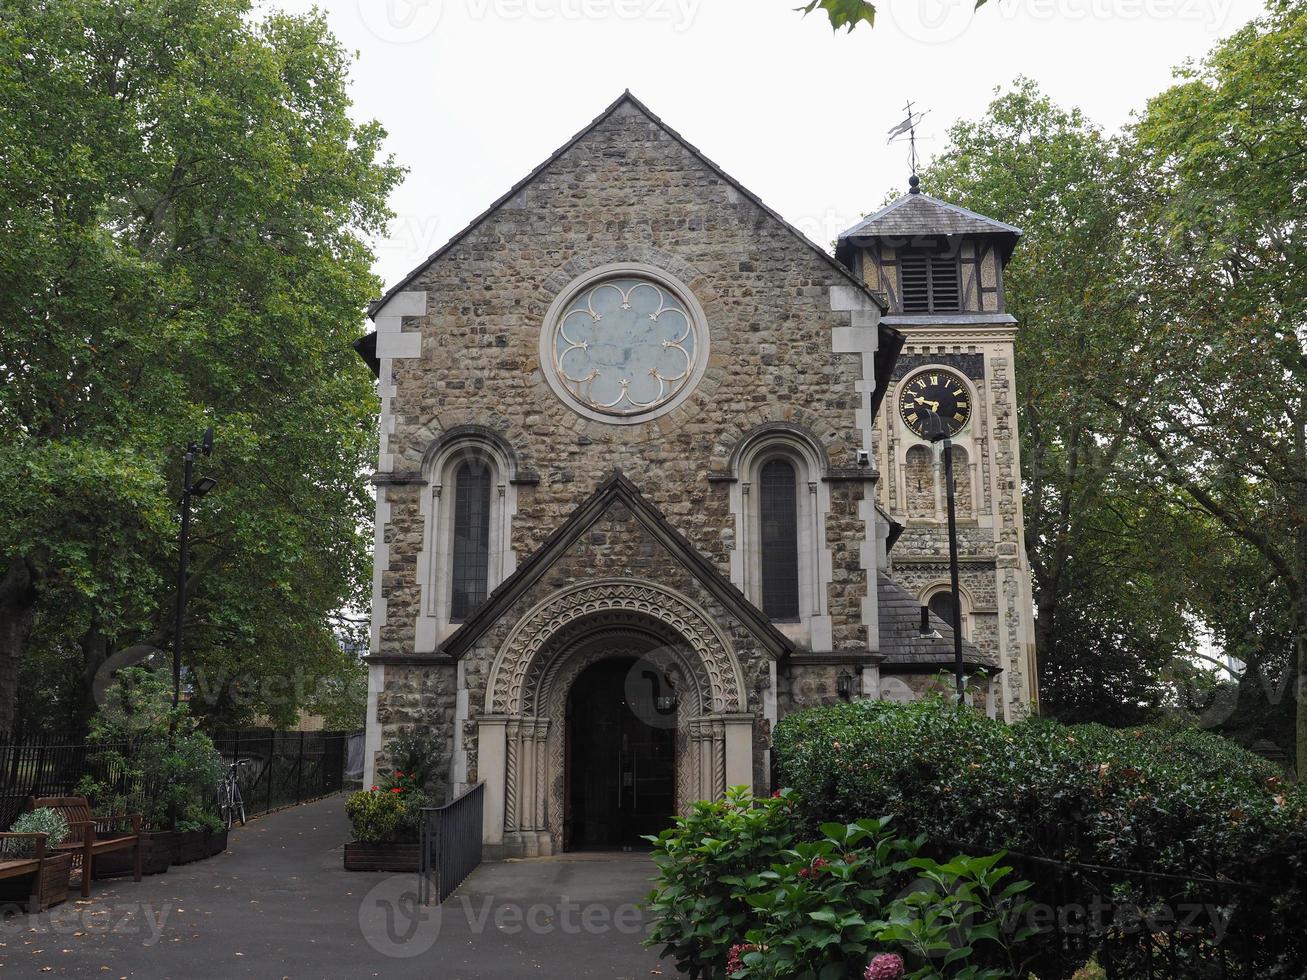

{"left": 837, "top": 190, "right": 1022, "bottom": 262}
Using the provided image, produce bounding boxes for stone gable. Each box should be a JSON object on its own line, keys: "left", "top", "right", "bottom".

{"left": 374, "top": 96, "right": 882, "bottom": 661}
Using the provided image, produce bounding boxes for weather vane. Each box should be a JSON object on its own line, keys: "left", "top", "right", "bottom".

{"left": 887, "top": 101, "right": 928, "bottom": 192}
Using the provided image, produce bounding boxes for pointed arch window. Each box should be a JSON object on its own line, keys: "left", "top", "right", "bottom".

{"left": 758, "top": 458, "right": 800, "bottom": 620}
{"left": 450, "top": 461, "right": 492, "bottom": 621}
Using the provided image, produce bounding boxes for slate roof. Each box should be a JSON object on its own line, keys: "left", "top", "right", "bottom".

{"left": 840, "top": 191, "right": 1022, "bottom": 241}
{"left": 877, "top": 573, "right": 998, "bottom": 669}
{"left": 435, "top": 471, "right": 795, "bottom": 662}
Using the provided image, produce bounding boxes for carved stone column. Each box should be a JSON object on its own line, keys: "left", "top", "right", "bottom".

{"left": 504, "top": 718, "right": 520, "bottom": 834}
{"left": 533, "top": 718, "right": 552, "bottom": 855}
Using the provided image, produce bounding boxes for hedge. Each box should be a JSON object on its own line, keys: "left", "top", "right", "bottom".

{"left": 773, "top": 698, "right": 1307, "bottom": 979}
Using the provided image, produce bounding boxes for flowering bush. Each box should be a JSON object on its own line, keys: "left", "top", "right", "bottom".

{"left": 645, "top": 789, "right": 1036, "bottom": 979}
{"left": 644, "top": 786, "right": 797, "bottom": 978}
{"left": 345, "top": 769, "right": 431, "bottom": 843}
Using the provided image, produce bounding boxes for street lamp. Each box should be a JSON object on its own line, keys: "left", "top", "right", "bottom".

{"left": 174, "top": 427, "right": 216, "bottom": 710}
{"left": 920, "top": 410, "right": 966, "bottom": 707}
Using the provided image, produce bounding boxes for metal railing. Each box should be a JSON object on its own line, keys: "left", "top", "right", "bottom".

{"left": 418, "top": 782, "right": 484, "bottom": 906}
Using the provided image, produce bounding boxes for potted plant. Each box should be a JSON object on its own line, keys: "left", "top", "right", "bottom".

{"left": 205, "top": 811, "right": 229, "bottom": 857}
{"left": 343, "top": 777, "right": 426, "bottom": 871}
{"left": 79, "top": 667, "right": 226, "bottom": 874}
{"left": 0, "top": 809, "right": 72, "bottom": 910}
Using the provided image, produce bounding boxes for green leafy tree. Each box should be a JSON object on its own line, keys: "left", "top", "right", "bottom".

{"left": 1120, "top": 0, "right": 1307, "bottom": 773}
{"left": 0, "top": 0, "right": 401, "bottom": 732}
{"left": 919, "top": 80, "right": 1198, "bottom": 722}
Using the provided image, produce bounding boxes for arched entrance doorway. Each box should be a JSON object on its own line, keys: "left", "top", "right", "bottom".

{"left": 480, "top": 579, "right": 756, "bottom": 857}
{"left": 565, "top": 656, "right": 677, "bottom": 850}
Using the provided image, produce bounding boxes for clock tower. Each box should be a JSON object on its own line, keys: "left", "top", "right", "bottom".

{"left": 837, "top": 177, "right": 1038, "bottom": 719}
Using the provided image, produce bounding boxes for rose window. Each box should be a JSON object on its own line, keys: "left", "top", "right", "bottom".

{"left": 545, "top": 275, "right": 703, "bottom": 420}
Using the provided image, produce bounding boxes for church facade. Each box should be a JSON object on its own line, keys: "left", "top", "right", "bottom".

{"left": 356, "top": 94, "right": 1037, "bottom": 857}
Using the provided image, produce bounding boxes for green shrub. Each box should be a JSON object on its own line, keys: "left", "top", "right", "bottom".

{"left": 345, "top": 784, "right": 426, "bottom": 843}
{"left": 774, "top": 698, "right": 1307, "bottom": 978}
{"left": 645, "top": 789, "right": 1037, "bottom": 980}
{"left": 645, "top": 786, "right": 798, "bottom": 977}
{"left": 2, "top": 808, "right": 70, "bottom": 857}
{"left": 78, "top": 667, "right": 225, "bottom": 832}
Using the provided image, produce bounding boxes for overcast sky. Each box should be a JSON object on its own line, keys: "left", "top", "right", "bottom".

{"left": 274, "top": 0, "right": 1267, "bottom": 291}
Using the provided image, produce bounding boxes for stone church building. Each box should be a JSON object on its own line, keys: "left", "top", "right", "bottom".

{"left": 355, "top": 93, "right": 1037, "bottom": 856}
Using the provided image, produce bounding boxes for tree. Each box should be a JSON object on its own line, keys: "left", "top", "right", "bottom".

{"left": 919, "top": 80, "right": 1198, "bottom": 723}
{"left": 0, "top": 0, "right": 401, "bottom": 732}
{"left": 1119, "top": 0, "right": 1307, "bottom": 773}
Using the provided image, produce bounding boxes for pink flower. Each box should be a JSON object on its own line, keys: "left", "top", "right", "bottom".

{"left": 865, "top": 953, "right": 905, "bottom": 980}
{"left": 727, "top": 943, "right": 758, "bottom": 975}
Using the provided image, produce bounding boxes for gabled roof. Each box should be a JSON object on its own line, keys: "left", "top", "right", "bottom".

{"left": 876, "top": 574, "right": 998, "bottom": 669}
{"left": 837, "top": 191, "right": 1022, "bottom": 264}
{"left": 437, "top": 471, "right": 795, "bottom": 661}
{"left": 367, "top": 90, "right": 886, "bottom": 319}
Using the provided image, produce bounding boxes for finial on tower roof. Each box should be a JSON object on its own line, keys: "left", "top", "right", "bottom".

{"left": 908, "top": 174, "right": 921, "bottom": 195}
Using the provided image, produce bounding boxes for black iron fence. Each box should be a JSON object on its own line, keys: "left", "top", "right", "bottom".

{"left": 211, "top": 730, "right": 353, "bottom": 819}
{"left": 0, "top": 730, "right": 357, "bottom": 829}
{"left": 938, "top": 834, "right": 1281, "bottom": 980}
{"left": 418, "top": 782, "right": 484, "bottom": 905}
{"left": 0, "top": 735, "right": 134, "bottom": 828}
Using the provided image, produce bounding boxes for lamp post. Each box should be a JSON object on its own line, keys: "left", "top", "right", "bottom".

{"left": 921, "top": 410, "right": 966, "bottom": 707}
{"left": 173, "top": 427, "right": 216, "bottom": 710}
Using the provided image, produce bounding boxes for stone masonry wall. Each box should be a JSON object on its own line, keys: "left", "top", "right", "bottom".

{"left": 376, "top": 100, "right": 877, "bottom": 661}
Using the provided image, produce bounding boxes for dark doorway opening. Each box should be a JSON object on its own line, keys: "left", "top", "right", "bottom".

{"left": 565, "top": 657, "right": 676, "bottom": 850}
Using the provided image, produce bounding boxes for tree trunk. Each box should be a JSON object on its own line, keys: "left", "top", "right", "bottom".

{"left": 78, "top": 622, "right": 110, "bottom": 729}
{"left": 0, "top": 558, "right": 39, "bottom": 736}
{"left": 1295, "top": 602, "right": 1307, "bottom": 781}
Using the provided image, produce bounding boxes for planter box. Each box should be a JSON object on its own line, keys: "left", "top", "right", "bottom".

{"left": 0, "top": 852, "right": 72, "bottom": 912}
{"left": 95, "top": 831, "right": 175, "bottom": 879}
{"left": 174, "top": 830, "right": 207, "bottom": 865}
{"left": 206, "top": 828, "right": 228, "bottom": 857}
{"left": 344, "top": 842, "right": 421, "bottom": 872}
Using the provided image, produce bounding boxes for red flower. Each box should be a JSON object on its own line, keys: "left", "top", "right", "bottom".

{"left": 370, "top": 785, "right": 379, "bottom": 792}
{"left": 391, "top": 787, "right": 403, "bottom": 794}
{"left": 394, "top": 770, "right": 403, "bottom": 777}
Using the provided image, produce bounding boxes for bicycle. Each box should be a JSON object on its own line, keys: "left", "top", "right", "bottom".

{"left": 218, "top": 759, "right": 249, "bottom": 829}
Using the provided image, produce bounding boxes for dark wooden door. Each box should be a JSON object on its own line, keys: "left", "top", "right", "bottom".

{"left": 565, "top": 657, "right": 676, "bottom": 849}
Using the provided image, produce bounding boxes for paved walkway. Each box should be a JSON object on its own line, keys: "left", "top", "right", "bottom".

{"left": 0, "top": 795, "right": 680, "bottom": 979}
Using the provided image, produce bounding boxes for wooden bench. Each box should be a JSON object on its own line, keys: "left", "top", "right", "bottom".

{"left": 0, "top": 832, "right": 50, "bottom": 912}
{"left": 29, "top": 796, "right": 142, "bottom": 897}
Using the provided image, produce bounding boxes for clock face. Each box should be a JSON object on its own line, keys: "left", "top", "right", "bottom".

{"left": 898, "top": 369, "right": 972, "bottom": 437}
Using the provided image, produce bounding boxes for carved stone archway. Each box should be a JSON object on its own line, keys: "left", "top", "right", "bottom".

{"left": 478, "top": 580, "right": 755, "bottom": 857}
